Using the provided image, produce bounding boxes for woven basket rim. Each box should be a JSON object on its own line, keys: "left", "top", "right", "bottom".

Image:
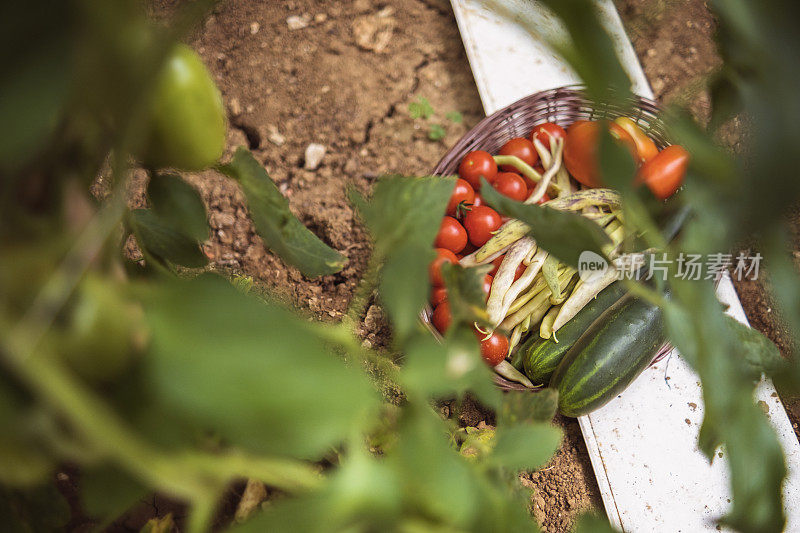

{"left": 422, "top": 85, "right": 679, "bottom": 392}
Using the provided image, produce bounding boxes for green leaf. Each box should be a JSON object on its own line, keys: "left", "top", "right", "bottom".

{"left": 440, "top": 262, "right": 490, "bottom": 327}
{"left": 0, "top": 484, "right": 70, "bottom": 532}
{"left": 386, "top": 405, "right": 479, "bottom": 528}
{"left": 230, "top": 495, "right": 325, "bottom": 532}
{"left": 218, "top": 148, "right": 346, "bottom": 278}
{"left": 480, "top": 179, "right": 610, "bottom": 267}
{"left": 81, "top": 464, "right": 147, "bottom": 519}
{"left": 537, "top": 0, "right": 632, "bottom": 104}
{"left": 724, "top": 315, "right": 785, "bottom": 379}
{"left": 0, "top": 441, "right": 53, "bottom": 488}
{"left": 490, "top": 423, "right": 561, "bottom": 471}
{"left": 400, "top": 326, "right": 500, "bottom": 410}
{"left": 128, "top": 209, "right": 208, "bottom": 268}
{"left": 597, "top": 127, "right": 637, "bottom": 192}
{"left": 408, "top": 97, "right": 434, "bottom": 120}
{"left": 708, "top": 69, "right": 744, "bottom": 132}
{"left": 141, "top": 274, "right": 379, "bottom": 458}
{"left": 446, "top": 111, "right": 463, "bottom": 124}
{"left": 664, "top": 279, "right": 786, "bottom": 533}
{"left": 147, "top": 173, "right": 209, "bottom": 242}
{"left": 573, "top": 512, "right": 619, "bottom": 533}
{"left": 353, "top": 176, "right": 454, "bottom": 341}
{"left": 0, "top": 382, "right": 54, "bottom": 487}
{"left": 232, "top": 447, "right": 403, "bottom": 531}
{"left": 379, "top": 241, "right": 435, "bottom": 340}
{"left": 0, "top": 2, "right": 72, "bottom": 173}
{"left": 428, "top": 124, "right": 446, "bottom": 141}
{"left": 498, "top": 388, "right": 559, "bottom": 425}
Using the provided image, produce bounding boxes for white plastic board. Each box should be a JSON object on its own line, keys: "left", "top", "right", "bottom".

{"left": 449, "top": 1, "right": 800, "bottom": 530}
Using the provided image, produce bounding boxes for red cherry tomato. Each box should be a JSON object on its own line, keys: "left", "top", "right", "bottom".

{"left": 459, "top": 150, "right": 498, "bottom": 191}
{"left": 488, "top": 255, "right": 504, "bottom": 277}
{"left": 637, "top": 145, "right": 689, "bottom": 199}
{"left": 563, "top": 120, "right": 637, "bottom": 188}
{"left": 482, "top": 274, "right": 493, "bottom": 301}
{"left": 430, "top": 286, "right": 447, "bottom": 307}
{"left": 518, "top": 172, "right": 535, "bottom": 192}
{"left": 429, "top": 248, "right": 458, "bottom": 286}
{"left": 614, "top": 117, "right": 659, "bottom": 163}
{"left": 463, "top": 206, "right": 502, "bottom": 247}
{"left": 435, "top": 216, "right": 468, "bottom": 254}
{"left": 461, "top": 241, "right": 478, "bottom": 256}
{"left": 470, "top": 194, "right": 485, "bottom": 208}
{"left": 514, "top": 263, "right": 526, "bottom": 281}
{"left": 431, "top": 302, "right": 452, "bottom": 334}
{"left": 446, "top": 179, "right": 475, "bottom": 217}
{"left": 477, "top": 331, "right": 509, "bottom": 366}
{"left": 486, "top": 256, "right": 528, "bottom": 280}
{"left": 498, "top": 138, "right": 538, "bottom": 171}
{"left": 530, "top": 122, "right": 566, "bottom": 150}
{"left": 492, "top": 172, "right": 528, "bottom": 202}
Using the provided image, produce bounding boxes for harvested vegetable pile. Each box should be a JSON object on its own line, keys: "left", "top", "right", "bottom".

{"left": 427, "top": 118, "right": 689, "bottom": 415}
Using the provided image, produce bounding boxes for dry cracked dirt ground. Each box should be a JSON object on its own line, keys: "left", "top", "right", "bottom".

{"left": 110, "top": 1, "right": 797, "bottom": 531}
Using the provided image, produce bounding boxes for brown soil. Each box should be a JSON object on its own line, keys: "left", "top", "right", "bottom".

{"left": 522, "top": 416, "right": 601, "bottom": 532}
{"left": 111, "top": 0, "right": 796, "bottom": 531}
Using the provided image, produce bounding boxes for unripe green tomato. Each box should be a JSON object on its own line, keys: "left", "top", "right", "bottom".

{"left": 139, "top": 44, "right": 226, "bottom": 171}
{"left": 63, "top": 276, "right": 148, "bottom": 383}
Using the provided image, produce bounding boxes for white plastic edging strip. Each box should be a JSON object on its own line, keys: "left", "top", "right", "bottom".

{"left": 448, "top": 1, "right": 800, "bottom": 530}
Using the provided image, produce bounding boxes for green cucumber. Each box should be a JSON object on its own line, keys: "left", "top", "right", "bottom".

{"left": 552, "top": 293, "right": 666, "bottom": 417}
{"left": 518, "top": 282, "right": 627, "bottom": 384}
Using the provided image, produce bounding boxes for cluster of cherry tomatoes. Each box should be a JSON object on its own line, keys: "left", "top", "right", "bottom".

{"left": 429, "top": 124, "right": 567, "bottom": 366}
{"left": 563, "top": 117, "right": 689, "bottom": 198}
{"left": 427, "top": 118, "right": 688, "bottom": 368}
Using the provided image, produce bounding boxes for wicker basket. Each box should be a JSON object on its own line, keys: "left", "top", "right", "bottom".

{"left": 426, "top": 85, "right": 674, "bottom": 391}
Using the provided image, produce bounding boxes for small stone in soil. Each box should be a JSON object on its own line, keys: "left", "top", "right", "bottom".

{"left": 267, "top": 125, "right": 286, "bottom": 146}
{"left": 228, "top": 97, "right": 242, "bottom": 117}
{"left": 304, "top": 143, "right": 327, "bottom": 170}
{"left": 286, "top": 15, "right": 309, "bottom": 30}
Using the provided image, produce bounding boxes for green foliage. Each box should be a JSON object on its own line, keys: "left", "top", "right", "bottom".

{"left": 572, "top": 512, "right": 618, "bottom": 533}
{"left": 724, "top": 315, "right": 786, "bottom": 379}
{"left": 128, "top": 209, "right": 209, "bottom": 268}
{"left": 480, "top": 179, "right": 611, "bottom": 267}
{"left": 3, "top": 0, "right": 798, "bottom": 532}
{"left": 498, "top": 388, "right": 559, "bottom": 425}
{"left": 489, "top": 424, "right": 561, "bottom": 471}
{"left": 446, "top": 111, "right": 464, "bottom": 124}
{"left": 408, "top": 96, "right": 434, "bottom": 120}
{"left": 0, "top": 484, "right": 70, "bottom": 532}
{"left": 401, "top": 326, "right": 500, "bottom": 410}
{"left": 147, "top": 173, "right": 209, "bottom": 243}
{"left": 352, "top": 176, "right": 454, "bottom": 342}
{"left": 218, "top": 148, "right": 347, "bottom": 278}
{"left": 441, "top": 262, "right": 491, "bottom": 327}
{"left": 0, "top": 2, "right": 73, "bottom": 174}
{"left": 408, "top": 97, "right": 460, "bottom": 142}
{"left": 142, "top": 274, "right": 379, "bottom": 458}
{"left": 521, "top": 0, "right": 800, "bottom": 530}
{"left": 80, "top": 465, "right": 147, "bottom": 519}
{"left": 537, "top": 0, "right": 632, "bottom": 104}
{"left": 663, "top": 283, "right": 786, "bottom": 533}
{"left": 428, "top": 123, "right": 447, "bottom": 141}
{"left": 0, "top": 380, "right": 54, "bottom": 487}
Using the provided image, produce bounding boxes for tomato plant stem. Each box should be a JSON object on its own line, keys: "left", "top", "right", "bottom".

{"left": 344, "top": 252, "right": 382, "bottom": 327}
